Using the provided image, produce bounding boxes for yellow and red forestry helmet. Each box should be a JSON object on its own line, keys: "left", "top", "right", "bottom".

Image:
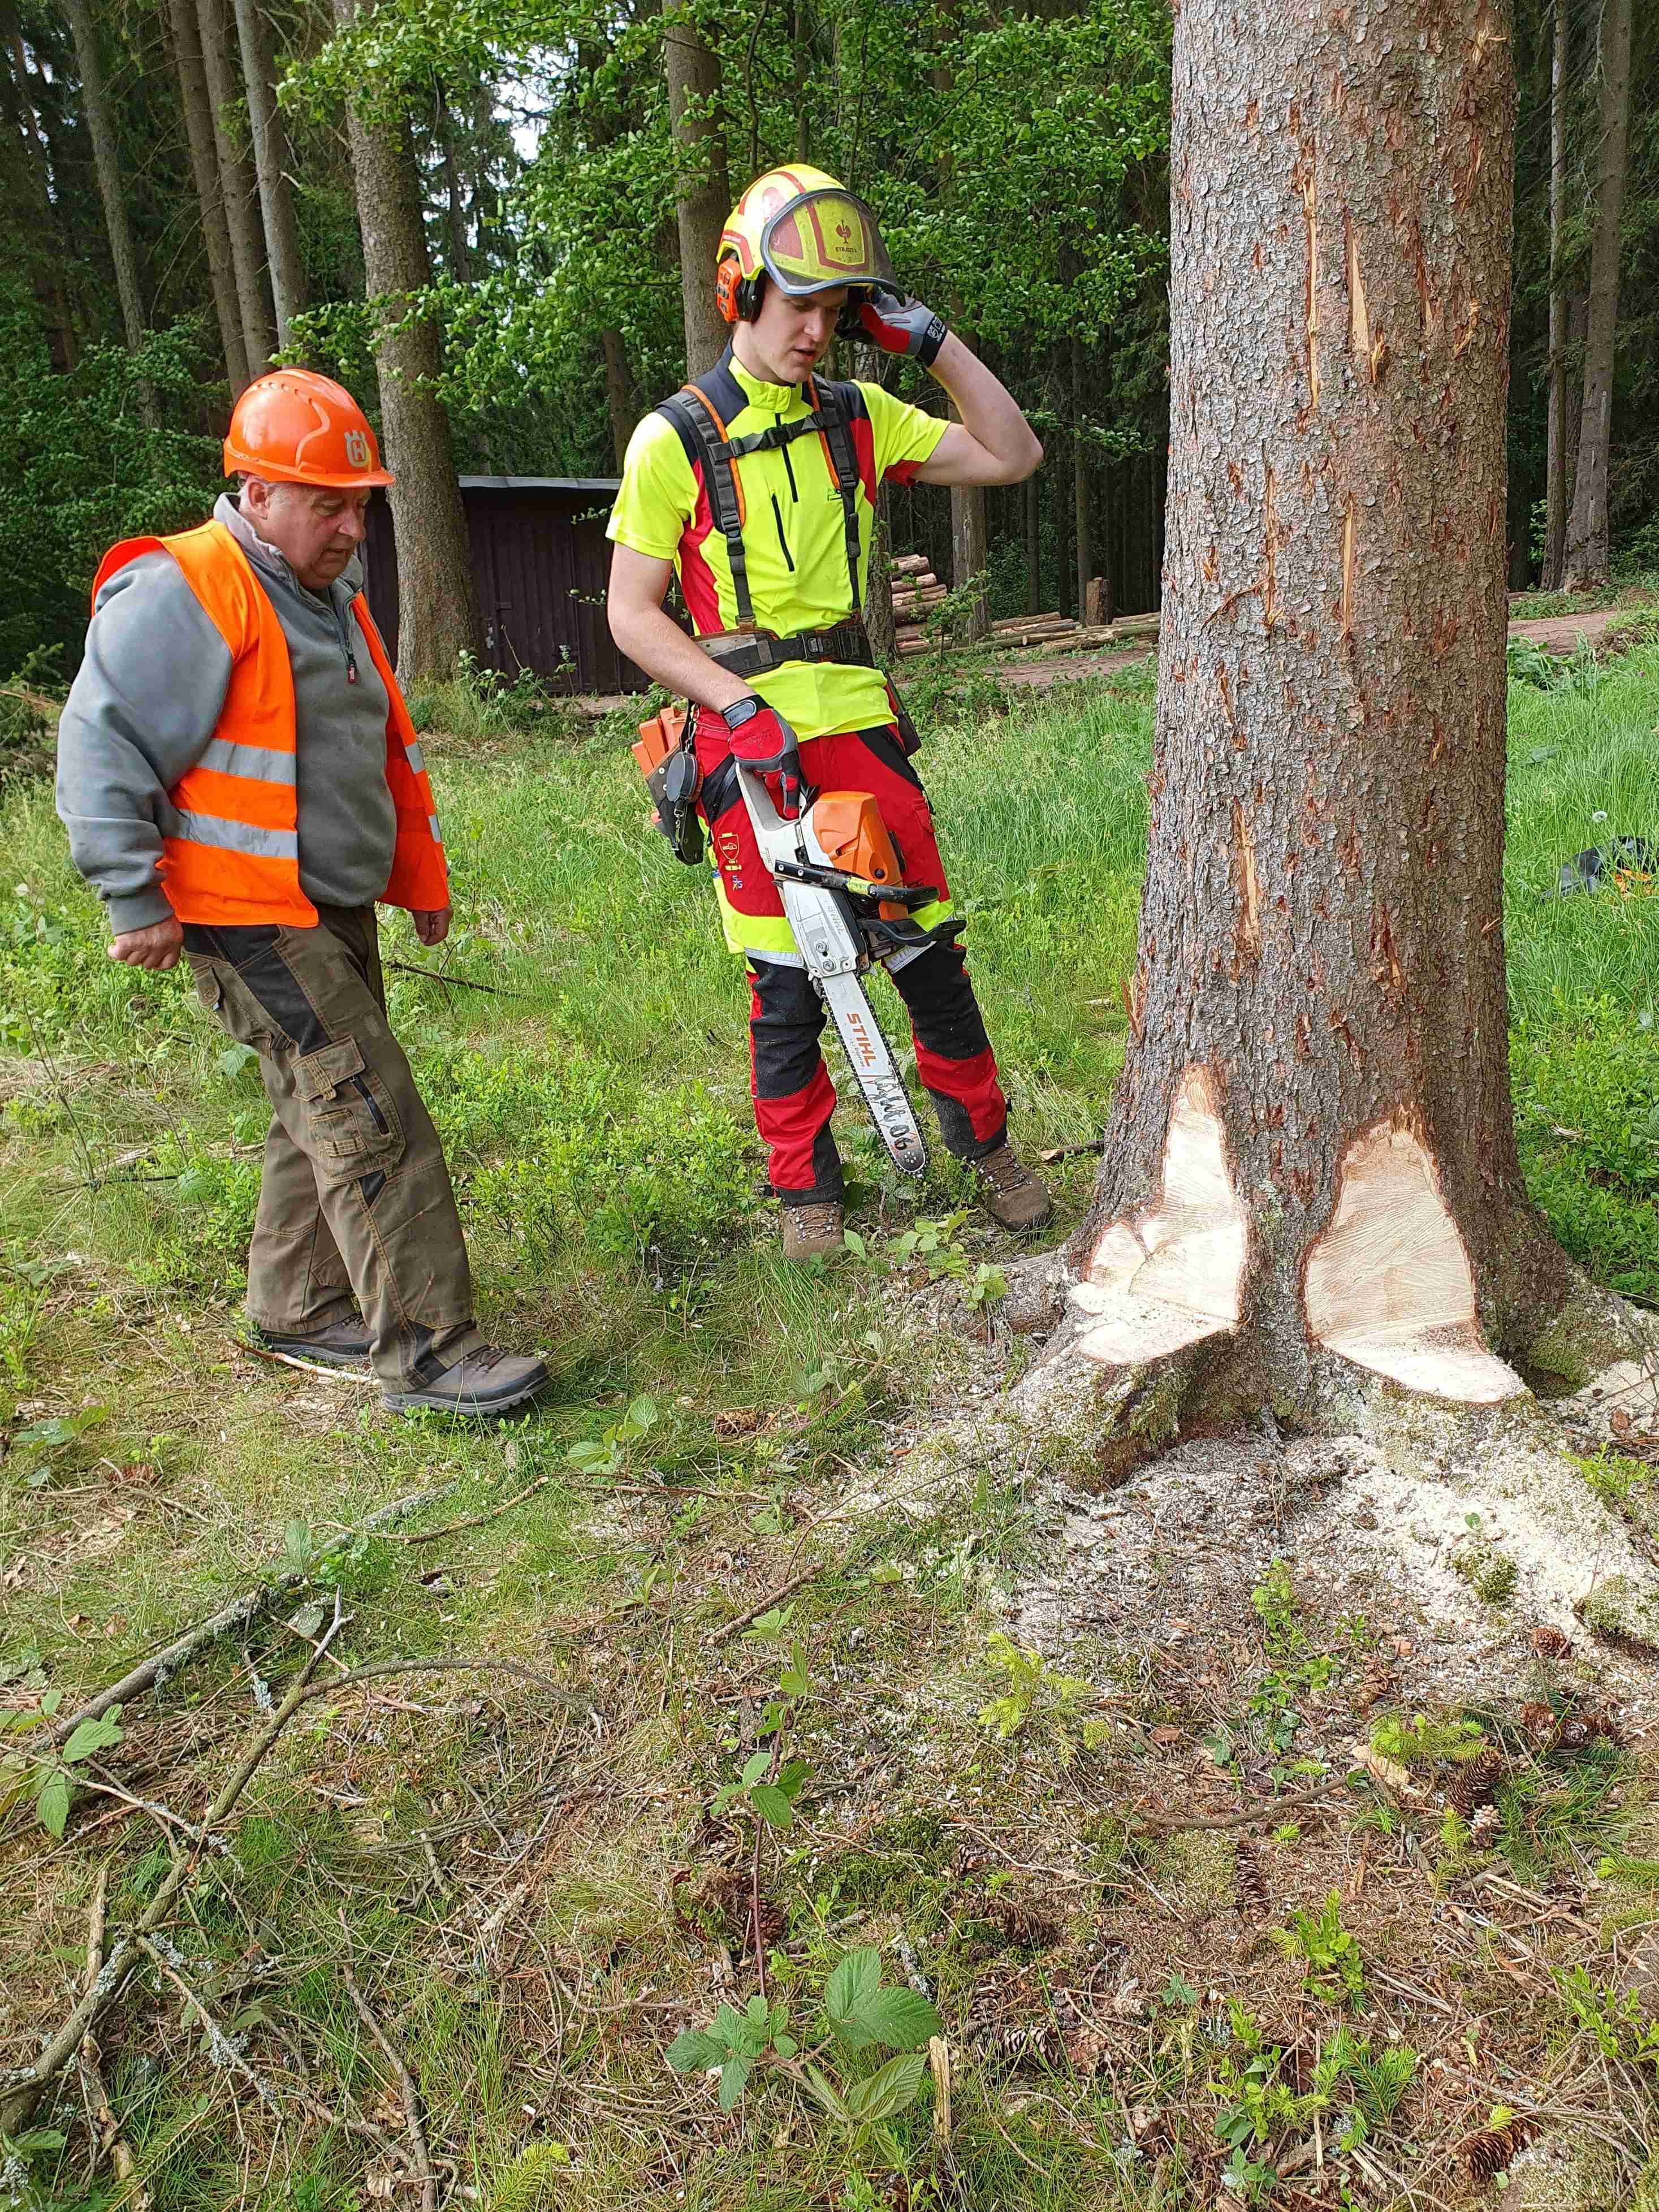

{"left": 715, "top": 163, "right": 896, "bottom": 325}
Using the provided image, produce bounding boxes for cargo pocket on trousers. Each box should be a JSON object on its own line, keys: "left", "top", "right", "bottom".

{"left": 295, "top": 1037, "right": 404, "bottom": 1200}
{"left": 186, "top": 955, "right": 225, "bottom": 1017}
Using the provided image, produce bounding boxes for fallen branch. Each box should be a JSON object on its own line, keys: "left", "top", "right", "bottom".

{"left": 1038, "top": 1140, "right": 1108, "bottom": 1165}
{"left": 383, "top": 958, "right": 528, "bottom": 1000}
{"left": 2, "top": 1604, "right": 347, "bottom": 2136}
{"left": 710, "top": 1558, "right": 832, "bottom": 1642}
{"left": 29, "top": 1486, "right": 456, "bottom": 1749}
{"left": 2, "top": 1631, "right": 591, "bottom": 2138}
{"left": 80, "top": 1867, "right": 149, "bottom": 2210}
{"left": 342, "top": 1950, "right": 438, "bottom": 2212}
{"left": 236, "top": 1340, "right": 379, "bottom": 1387}
{"left": 1131, "top": 1777, "right": 1350, "bottom": 1833}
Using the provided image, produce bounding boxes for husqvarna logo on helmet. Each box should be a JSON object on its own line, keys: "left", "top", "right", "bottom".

{"left": 344, "top": 429, "right": 370, "bottom": 469}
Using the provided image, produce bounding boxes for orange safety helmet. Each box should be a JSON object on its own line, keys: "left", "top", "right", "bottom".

{"left": 222, "top": 369, "right": 395, "bottom": 489}
{"left": 715, "top": 163, "right": 896, "bottom": 325}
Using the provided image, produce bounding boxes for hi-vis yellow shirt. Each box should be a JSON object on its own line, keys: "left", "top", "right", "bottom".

{"left": 607, "top": 351, "right": 947, "bottom": 742}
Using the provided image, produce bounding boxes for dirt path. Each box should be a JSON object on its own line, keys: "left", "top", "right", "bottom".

{"left": 1506, "top": 606, "right": 1620, "bottom": 658}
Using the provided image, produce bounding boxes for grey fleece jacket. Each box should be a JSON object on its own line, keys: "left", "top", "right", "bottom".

{"left": 55, "top": 495, "right": 398, "bottom": 934}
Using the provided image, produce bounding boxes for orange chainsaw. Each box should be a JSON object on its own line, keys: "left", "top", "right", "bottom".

{"left": 633, "top": 705, "right": 958, "bottom": 1177}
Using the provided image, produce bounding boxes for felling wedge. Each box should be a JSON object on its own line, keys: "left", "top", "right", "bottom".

{"left": 1068, "top": 1065, "right": 1247, "bottom": 1364}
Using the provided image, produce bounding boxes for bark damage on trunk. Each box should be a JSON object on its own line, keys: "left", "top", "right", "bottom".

{"left": 1061, "top": 0, "right": 1581, "bottom": 1424}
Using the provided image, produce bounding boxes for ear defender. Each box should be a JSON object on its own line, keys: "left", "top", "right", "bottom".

{"left": 715, "top": 255, "right": 763, "bottom": 325}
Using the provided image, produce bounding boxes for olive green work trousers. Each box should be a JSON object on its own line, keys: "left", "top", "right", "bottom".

{"left": 182, "top": 904, "right": 482, "bottom": 1389}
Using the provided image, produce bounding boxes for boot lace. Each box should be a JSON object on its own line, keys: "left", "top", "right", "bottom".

{"left": 977, "top": 1144, "right": 1034, "bottom": 1195}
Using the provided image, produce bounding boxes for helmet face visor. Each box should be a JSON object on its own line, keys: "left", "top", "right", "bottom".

{"left": 759, "top": 189, "right": 895, "bottom": 297}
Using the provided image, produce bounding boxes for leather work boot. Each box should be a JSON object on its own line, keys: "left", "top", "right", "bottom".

{"left": 780, "top": 1200, "right": 845, "bottom": 1262}
{"left": 973, "top": 1144, "right": 1055, "bottom": 1232}
{"left": 256, "top": 1317, "right": 371, "bottom": 1369}
{"left": 382, "top": 1345, "right": 551, "bottom": 1418}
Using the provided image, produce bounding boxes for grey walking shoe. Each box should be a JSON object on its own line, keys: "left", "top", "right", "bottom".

{"left": 383, "top": 1345, "right": 551, "bottom": 1418}
{"left": 780, "top": 1200, "right": 845, "bottom": 1262}
{"left": 256, "top": 1317, "right": 371, "bottom": 1369}
{"left": 973, "top": 1143, "right": 1054, "bottom": 1232}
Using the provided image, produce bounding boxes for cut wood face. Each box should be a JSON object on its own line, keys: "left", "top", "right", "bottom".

{"left": 1304, "top": 1122, "right": 1525, "bottom": 1405}
{"left": 1071, "top": 1065, "right": 1246, "bottom": 1366}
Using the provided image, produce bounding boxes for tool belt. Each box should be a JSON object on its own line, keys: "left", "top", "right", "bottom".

{"left": 702, "top": 621, "right": 875, "bottom": 681}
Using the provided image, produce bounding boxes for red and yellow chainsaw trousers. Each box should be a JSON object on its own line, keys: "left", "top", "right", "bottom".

{"left": 694, "top": 715, "right": 1010, "bottom": 1203}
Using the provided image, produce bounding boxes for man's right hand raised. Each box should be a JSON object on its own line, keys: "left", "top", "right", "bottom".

{"left": 109, "top": 917, "right": 184, "bottom": 971}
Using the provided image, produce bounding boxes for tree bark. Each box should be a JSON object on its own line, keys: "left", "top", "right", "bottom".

{"left": 5, "top": 28, "right": 79, "bottom": 369}
{"left": 1065, "top": 0, "right": 1570, "bottom": 1418}
{"left": 196, "top": 0, "right": 276, "bottom": 371}
{"left": 61, "top": 0, "right": 158, "bottom": 424}
{"left": 601, "top": 329, "right": 633, "bottom": 472}
{"left": 166, "top": 0, "right": 249, "bottom": 390}
{"left": 663, "top": 0, "right": 731, "bottom": 380}
{"left": 436, "top": 87, "right": 470, "bottom": 283}
{"left": 1541, "top": 0, "right": 1570, "bottom": 589}
{"left": 1025, "top": 472, "right": 1040, "bottom": 615}
{"left": 1562, "top": 0, "right": 1632, "bottom": 590}
{"left": 334, "top": 0, "right": 478, "bottom": 682}
{"left": 230, "top": 0, "right": 307, "bottom": 348}
{"left": 1071, "top": 332, "right": 1091, "bottom": 619}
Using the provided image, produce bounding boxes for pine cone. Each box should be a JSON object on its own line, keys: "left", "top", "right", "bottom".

{"left": 1234, "top": 1839, "right": 1269, "bottom": 1920}
{"left": 1579, "top": 1705, "right": 1624, "bottom": 1744}
{"left": 1448, "top": 1746, "right": 1505, "bottom": 1816}
{"left": 1458, "top": 2115, "right": 1539, "bottom": 2183}
{"left": 1531, "top": 1622, "right": 1573, "bottom": 1658}
{"left": 1470, "top": 1804, "right": 1500, "bottom": 1847}
{"left": 1521, "top": 1699, "right": 1559, "bottom": 1746}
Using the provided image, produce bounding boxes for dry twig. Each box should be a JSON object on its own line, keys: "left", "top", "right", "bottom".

{"left": 342, "top": 1941, "right": 438, "bottom": 2212}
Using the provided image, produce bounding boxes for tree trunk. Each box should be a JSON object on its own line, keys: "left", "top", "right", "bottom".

{"left": 61, "top": 0, "right": 158, "bottom": 425}
{"left": 166, "top": 0, "right": 249, "bottom": 390}
{"left": 196, "top": 0, "right": 276, "bottom": 371}
{"left": 663, "top": 0, "right": 731, "bottom": 380}
{"left": 1063, "top": 0, "right": 1571, "bottom": 1420}
{"left": 1564, "top": 291, "right": 1587, "bottom": 500}
{"left": 334, "top": 0, "right": 478, "bottom": 682}
{"left": 1562, "top": 0, "right": 1632, "bottom": 590}
{"left": 949, "top": 477, "right": 990, "bottom": 641}
{"left": 794, "top": 0, "right": 810, "bottom": 159}
{"left": 1071, "top": 333, "right": 1091, "bottom": 619}
{"left": 436, "top": 84, "right": 469, "bottom": 282}
{"left": 230, "top": 0, "right": 307, "bottom": 348}
{"left": 601, "top": 329, "right": 633, "bottom": 472}
{"left": 1025, "top": 473, "right": 1040, "bottom": 615}
{"left": 6, "top": 28, "right": 78, "bottom": 369}
{"left": 1541, "top": 0, "right": 1570, "bottom": 589}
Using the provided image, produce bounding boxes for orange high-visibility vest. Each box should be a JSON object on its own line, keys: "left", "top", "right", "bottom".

{"left": 90, "top": 520, "right": 448, "bottom": 928}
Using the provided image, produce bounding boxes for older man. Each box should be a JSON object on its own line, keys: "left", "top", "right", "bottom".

{"left": 55, "top": 369, "right": 547, "bottom": 1418}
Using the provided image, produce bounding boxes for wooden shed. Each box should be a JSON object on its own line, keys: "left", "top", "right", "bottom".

{"left": 362, "top": 477, "right": 650, "bottom": 695}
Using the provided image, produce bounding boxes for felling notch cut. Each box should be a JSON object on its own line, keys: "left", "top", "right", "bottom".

{"left": 1069, "top": 1065, "right": 1247, "bottom": 1364}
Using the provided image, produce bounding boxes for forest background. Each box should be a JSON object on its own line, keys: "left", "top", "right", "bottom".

{"left": 1, "top": 0, "right": 1655, "bottom": 689}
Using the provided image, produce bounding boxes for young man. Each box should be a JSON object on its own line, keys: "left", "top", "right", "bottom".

{"left": 56, "top": 369, "right": 549, "bottom": 1418}
{"left": 607, "top": 164, "right": 1052, "bottom": 1261}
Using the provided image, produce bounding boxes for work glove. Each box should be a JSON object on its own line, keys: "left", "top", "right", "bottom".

{"left": 843, "top": 283, "right": 948, "bottom": 369}
{"left": 720, "top": 694, "right": 804, "bottom": 818}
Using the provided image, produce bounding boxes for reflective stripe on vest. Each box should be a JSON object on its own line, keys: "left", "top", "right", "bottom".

{"left": 90, "top": 522, "right": 448, "bottom": 926}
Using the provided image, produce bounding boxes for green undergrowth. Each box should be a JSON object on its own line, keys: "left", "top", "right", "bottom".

{"left": 3, "top": 651, "right": 1659, "bottom": 2209}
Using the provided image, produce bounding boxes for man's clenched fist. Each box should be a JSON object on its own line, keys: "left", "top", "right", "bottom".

{"left": 109, "top": 917, "right": 183, "bottom": 971}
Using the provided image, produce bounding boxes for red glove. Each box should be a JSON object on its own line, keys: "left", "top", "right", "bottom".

{"left": 720, "top": 694, "right": 803, "bottom": 818}
{"left": 849, "top": 284, "right": 948, "bottom": 368}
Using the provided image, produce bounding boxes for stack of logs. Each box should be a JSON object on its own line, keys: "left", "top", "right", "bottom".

{"left": 889, "top": 552, "right": 1160, "bottom": 660}
{"left": 891, "top": 552, "right": 945, "bottom": 650}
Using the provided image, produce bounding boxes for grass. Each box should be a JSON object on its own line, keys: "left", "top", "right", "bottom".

{"left": 2, "top": 644, "right": 1659, "bottom": 2209}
